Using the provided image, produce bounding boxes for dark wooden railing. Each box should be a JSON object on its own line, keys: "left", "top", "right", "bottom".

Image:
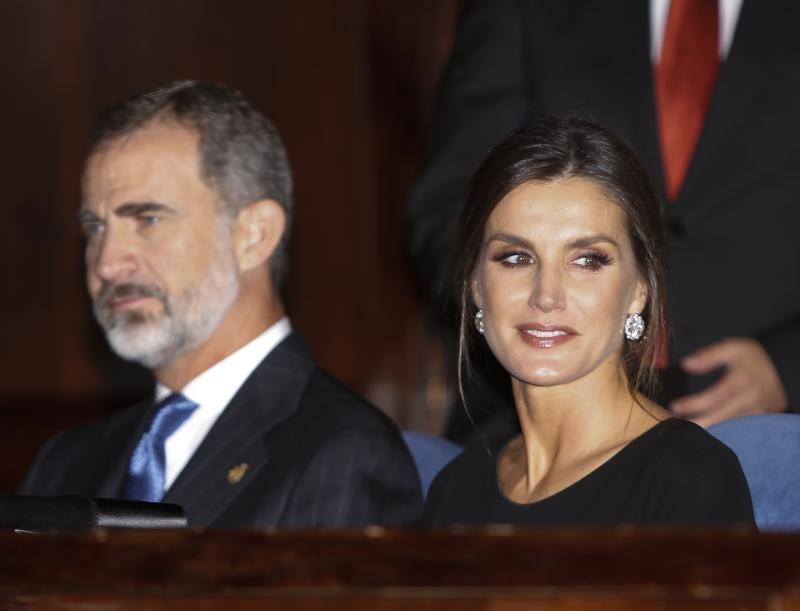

{"left": 2, "top": 527, "right": 799, "bottom": 609}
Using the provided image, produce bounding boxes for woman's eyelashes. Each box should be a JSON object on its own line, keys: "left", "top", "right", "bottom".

{"left": 573, "top": 250, "right": 614, "bottom": 270}
{"left": 490, "top": 249, "right": 614, "bottom": 270}
{"left": 491, "top": 250, "right": 533, "bottom": 267}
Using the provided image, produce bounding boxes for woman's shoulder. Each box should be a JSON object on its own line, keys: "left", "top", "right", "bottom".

{"left": 640, "top": 418, "right": 742, "bottom": 470}
{"left": 634, "top": 418, "right": 755, "bottom": 524}
{"left": 423, "top": 433, "right": 513, "bottom": 523}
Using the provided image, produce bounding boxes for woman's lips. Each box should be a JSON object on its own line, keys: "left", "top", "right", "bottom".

{"left": 516, "top": 324, "right": 578, "bottom": 348}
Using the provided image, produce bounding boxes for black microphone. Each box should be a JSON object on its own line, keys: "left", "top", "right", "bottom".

{"left": 0, "top": 496, "right": 186, "bottom": 530}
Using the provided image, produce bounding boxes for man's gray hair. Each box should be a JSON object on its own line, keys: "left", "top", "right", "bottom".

{"left": 91, "top": 80, "right": 293, "bottom": 288}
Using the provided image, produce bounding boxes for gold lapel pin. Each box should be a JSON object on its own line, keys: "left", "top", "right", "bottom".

{"left": 227, "top": 463, "right": 250, "bottom": 485}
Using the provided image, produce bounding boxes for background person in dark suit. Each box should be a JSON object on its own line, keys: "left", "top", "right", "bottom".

{"left": 407, "top": 0, "right": 798, "bottom": 436}
{"left": 21, "top": 80, "right": 422, "bottom": 528}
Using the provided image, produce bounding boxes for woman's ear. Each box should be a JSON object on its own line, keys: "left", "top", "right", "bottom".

{"left": 470, "top": 275, "right": 483, "bottom": 310}
{"left": 233, "top": 199, "right": 286, "bottom": 274}
{"left": 629, "top": 277, "right": 649, "bottom": 315}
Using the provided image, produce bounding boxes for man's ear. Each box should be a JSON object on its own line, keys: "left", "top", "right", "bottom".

{"left": 233, "top": 199, "right": 286, "bottom": 273}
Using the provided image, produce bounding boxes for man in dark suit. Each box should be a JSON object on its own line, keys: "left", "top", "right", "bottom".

{"left": 407, "top": 0, "right": 799, "bottom": 434}
{"left": 21, "top": 80, "right": 422, "bottom": 527}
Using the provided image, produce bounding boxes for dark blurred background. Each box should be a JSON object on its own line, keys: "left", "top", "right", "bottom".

{"left": 0, "top": 1, "right": 461, "bottom": 493}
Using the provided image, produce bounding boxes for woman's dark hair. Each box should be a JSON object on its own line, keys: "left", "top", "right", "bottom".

{"left": 454, "top": 114, "right": 668, "bottom": 400}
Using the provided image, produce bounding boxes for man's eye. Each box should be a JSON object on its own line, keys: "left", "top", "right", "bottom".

{"left": 80, "top": 222, "right": 105, "bottom": 237}
{"left": 137, "top": 215, "right": 160, "bottom": 226}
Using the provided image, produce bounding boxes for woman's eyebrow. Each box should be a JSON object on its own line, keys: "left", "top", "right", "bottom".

{"left": 487, "top": 233, "right": 619, "bottom": 250}
{"left": 568, "top": 235, "right": 619, "bottom": 249}
{"left": 486, "top": 232, "right": 534, "bottom": 249}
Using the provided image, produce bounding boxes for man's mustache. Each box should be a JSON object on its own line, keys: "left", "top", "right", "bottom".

{"left": 95, "top": 282, "right": 168, "bottom": 310}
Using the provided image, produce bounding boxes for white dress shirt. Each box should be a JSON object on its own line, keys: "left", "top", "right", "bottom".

{"left": 156, "top": 317, "right": 292, "bottom": 490}
{"left": 650, "top": 0, "right": 745, "bottom": 62}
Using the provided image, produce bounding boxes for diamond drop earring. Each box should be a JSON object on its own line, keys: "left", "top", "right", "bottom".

{"left": 624, "top": 313, "right": 645, "bottom": 341}
{"left": 474, "top": 309, "right": 485, "bottom": 334}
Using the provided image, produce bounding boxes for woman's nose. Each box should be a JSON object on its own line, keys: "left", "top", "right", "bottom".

{"left": 527, "top": 264, "right": 566, "bottom": 312}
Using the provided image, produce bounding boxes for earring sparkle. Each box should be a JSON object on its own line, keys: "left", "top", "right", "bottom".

{"left": 474, "top": 309, "right": 485, "bottom": 334}
{"left": 624, "top": 313, "right": 645, "bottom": 341}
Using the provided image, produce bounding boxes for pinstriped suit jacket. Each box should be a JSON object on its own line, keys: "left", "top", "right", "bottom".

{"left": 20, "top": 333, "right": 423, "bottom": 527}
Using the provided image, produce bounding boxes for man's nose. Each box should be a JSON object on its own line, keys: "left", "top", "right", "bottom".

{"left": 527, "top": 263, "right": 566, "bottom": 313}
{"left": 90, "top": 231, "right": 139, "bottom": 282}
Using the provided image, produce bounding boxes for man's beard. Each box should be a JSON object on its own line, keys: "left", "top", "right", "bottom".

{"left": 92, "top": 234, "right": 240, "bottom": 370}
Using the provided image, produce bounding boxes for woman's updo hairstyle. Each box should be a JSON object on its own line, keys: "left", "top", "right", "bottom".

{"left": 454, "top": 114, "right": 668, "bottom": 399}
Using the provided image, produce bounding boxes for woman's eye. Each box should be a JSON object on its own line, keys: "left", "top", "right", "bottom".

{"left": 573, "top": 252, "right": 612, "bottom": 269}
{"left": 495, "top": 252, "right": 533, "bottom": 267}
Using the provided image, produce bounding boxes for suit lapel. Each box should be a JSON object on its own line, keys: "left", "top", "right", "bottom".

{"left": 677, "top": 0, "right": 784, "bottom": 208}
{"left": 162, "top": 332, "right": 316, "bottom": 526}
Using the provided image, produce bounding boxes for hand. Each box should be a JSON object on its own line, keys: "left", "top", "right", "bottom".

{"left": 670, "top": 337, "right": 788, "bottom": 427}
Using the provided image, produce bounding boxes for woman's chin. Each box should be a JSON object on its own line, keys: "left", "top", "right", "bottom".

{"left": 509, "top": 365, "right": 578, "bottom": 388}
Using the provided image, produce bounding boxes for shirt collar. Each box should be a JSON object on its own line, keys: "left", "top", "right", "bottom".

{"left": 155, "top": 317, "right": 293, "bottom": 413}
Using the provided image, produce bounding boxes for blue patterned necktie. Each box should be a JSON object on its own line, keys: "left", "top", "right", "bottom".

{"left": 121, "top": 393, "right": 198, "bottom": 502}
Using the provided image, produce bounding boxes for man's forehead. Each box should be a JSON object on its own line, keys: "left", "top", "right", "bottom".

{"left": 81, "top": 121, "right": 205, "bottom": 211}
{"left": 88, "top": 121, "right": 200, "bottom": 170}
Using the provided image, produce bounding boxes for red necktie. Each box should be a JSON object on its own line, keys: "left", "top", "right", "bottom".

{"left": 654, "top": 0, "right": 718, "bottom": 368}
{"left": 656, "top": 0, "right": 719, "bottom": 202}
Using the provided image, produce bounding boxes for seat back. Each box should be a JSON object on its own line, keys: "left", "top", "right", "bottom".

{"left": 708, "top": 414, "right": 800, "bottom": 531}
{"left": 401, "top": 431, "right": 462, "bottom": 498}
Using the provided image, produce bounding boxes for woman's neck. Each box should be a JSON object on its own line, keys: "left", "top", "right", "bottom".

{"left": 504, "top": 361, "right": 666, "bottom": 501}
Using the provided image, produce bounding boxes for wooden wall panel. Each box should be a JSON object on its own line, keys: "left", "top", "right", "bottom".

{"left": 360, "top": 1, "right": 460, "bottom": 429}
{"left": 1, "top": 2, "right": 73, "bottom": 395}
{"left": 0, "top": 1, "right": 459, "bottom": 491}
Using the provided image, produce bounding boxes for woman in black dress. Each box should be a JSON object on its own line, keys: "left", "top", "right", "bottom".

{"left": 424, "top": 115, "right": 754, "bottom": 526}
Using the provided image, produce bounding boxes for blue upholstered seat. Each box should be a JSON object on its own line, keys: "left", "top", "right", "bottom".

{"left": 401, "top": 431, "right": 463, "bottom": 498}
{"left": 708, "top": 414, "right": 800, "bottom": 531}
